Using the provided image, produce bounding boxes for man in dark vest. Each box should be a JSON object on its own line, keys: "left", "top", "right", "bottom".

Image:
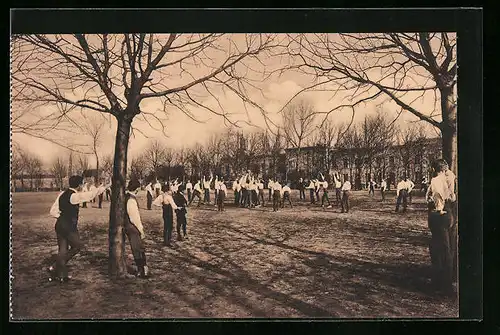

{"left": 48, "top": 175, "right": 110, "bottom": 282}
{"left": 125, "top": 179, "right": 149, "bottom": 278}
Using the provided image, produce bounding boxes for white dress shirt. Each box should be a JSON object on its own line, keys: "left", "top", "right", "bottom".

{"left": 307, "top": 181, "right": 315, "bottom": 189}
{"left": 152, "top": 192, "right": 179, "bottom": 210}
{"left": 257, "top": 182, "right": 264, "bottom": 190}
{"left": 145, "top": 183, "right": 154, "bottom": 196}
{"left": 267, "top": 180, "right": 274, "bottom": 190}
{"left": 396, "top": 180, "right": 413, "bottom": 196}
{"left": 341, "top": 181, "right": 351, "bottom": 191}
{"left": 219, "top": 183, "right": 227, "bottom": 193}
{"left": 426, "top": 173, "right": 451, "bottom": 212}
{"left": 50, "top": 185, "right": 109, "bottom": 218}
{"left": 194, "top": 182, "right": 202, "bottom": 192}
{"left": 380, "top": 180, "right": 387, "bottom": 191}
{"left": 273, "top": 182, "right": 282, "bottom": 192}
{"left": 186, "top": 182, "right": 193, "bottom": 190}
{"left": 322, "top": 181, "right": 329, "bottom": 190}
{"left": 281, "top": 185, "right": 291, "bottom": 196}
{"left": 154, "top": 182, "right": 161, "bottom": 190}
{"left": 126, "top": 191, "right": 145, "bottom": 238}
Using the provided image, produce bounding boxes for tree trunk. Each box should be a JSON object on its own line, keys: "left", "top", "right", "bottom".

{"left": 441, "top": 86, "right": 457, "bottom": 176}
{"left": 108, "top": 116, "right": 132, "bottom": 278}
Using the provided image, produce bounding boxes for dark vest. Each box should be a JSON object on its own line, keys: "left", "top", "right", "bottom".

{"left": 59, "top": 189, "right": 79, "bottom": 230}
{"left": 125, "top": 192, "right": 135, "bottom": 228}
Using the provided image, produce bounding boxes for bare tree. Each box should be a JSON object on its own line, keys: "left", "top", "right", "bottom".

{"left": 81, "top": 115, "right": 106, "bottom": 183}
{"left": 13, "top": 33, "right": 281, "bottom": 277}
{"left": 281, "top": 33, "right": 457, "bottom": 174}
{"left": 51, "top": 156, "right": 67, "bottom": 190}
{"left": 338, "top": 113, "right": 396, "bottom": 189}
{"left": 25, "top": 153, "right": 43, "bottom": 191}
{"left": 143, "top": 140, "right": 167, "bottom": 178}
{"left": 101, "top": 154, "right": 114, "bottom": 179}
{"left": 11, "top": 142, "right": 27, "bottom": 191}
{"left": 281, "top": 99, "right": 317, "bottom": 171}
{"left": 129, "top": 154, "right": 147, "bottom": 182}
{"left": 75, "top": 154, "right": 90, "bottom": 175}
{"left": 396, "top": 124, "right": 428, "bottom": 179}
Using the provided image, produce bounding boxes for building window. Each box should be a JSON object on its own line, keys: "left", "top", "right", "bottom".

{"left": 343, "top": 158, "right": 349, "bottom": 168}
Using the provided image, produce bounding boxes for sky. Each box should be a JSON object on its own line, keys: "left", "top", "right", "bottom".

{"left": 11, "top": 33, "right": 449, "bottom": 169}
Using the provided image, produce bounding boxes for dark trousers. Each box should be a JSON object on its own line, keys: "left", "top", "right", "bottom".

{"left": 309, "top": 189, "right": 315, "bottom": 204}
{"left": 381, "top": 189, "right": 386, "bottom": 201}
{"left": 341, "top": 191, "right": 350, "bottom": 213}
{"left": 321, "top": 191, "right": 331, "bottom": 206}
{"left": 395, "top": 190, "right": 408, "bottom": 212}
{"left": 281, "top": 192, "right": 292, "bottom": 208}
{"left": 369, "top": 185, "right": 375, "bottom": 195}
{"left": 105, "top": 189, "right": 111, "bottom": 201}
{"left": 147, "top": 192, "right": 153, "bottom": 210}
{"left": 268, "top": 188, "right": 272, "bottom": 201}
{"left": 299, "top": 188, "right": 305, "bottom": 200}
{"left": 408, "top": 191, "right": 413, "bottom": 204}
{"left": 125, "top": 222, "right": 147, "bottom": 271}
{"left": 163, "top": 206, "right": 174, "bottom": 246}
{"left": 204, "top": 188, "right": 210, "bottom": 203}
{"left": 251, "top": 190, "right": 258, "bottom": 207}
{"left": 82, "top": 202, "right": 87, "bottom": 208}
{"left": 258, "top": 189, "right": 265, "bottom": 206}
{"left": 189, "top": 190, "right": 202, "bottom": 207}
{"left": 187, "top": 189, "right": 192, "bottom": 203}
{"left": 273, "top": 191, "right": 281, "bottom": 211}
{"left": 217, "top": 191, "right": 226, "bottom": 211}
{"left": 176, "top": 213, "right": 187, "bottom": 238}
{"left": 241, "top": 189, "right": 249, "bottom": 207}
{"left": 98, "top": 194, "right": 103, "bottom": 208}
{"left": 214, "top": 189, "right": 219, "bottom": 205}
{"left": 53, "top": 219, "right": 84, "bottom": 278}
{"left": 428, "top": 210, "right": 455, "bottom": 291}
{"left": 234, "top": 190, "right": 240, "bottom": 205}
{"left": 335, "top": 188, "right": 342, "bottom": 205}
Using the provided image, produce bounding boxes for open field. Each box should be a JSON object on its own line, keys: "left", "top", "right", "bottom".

{"left": 10, "top": 189, "right": 458, "bottom": 319}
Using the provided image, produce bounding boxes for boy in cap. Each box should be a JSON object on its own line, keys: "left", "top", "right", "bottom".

{"left": 125, "top": 179, "right": 149, "bottom": 278}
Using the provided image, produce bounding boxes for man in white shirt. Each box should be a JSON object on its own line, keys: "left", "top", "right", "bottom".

{"left": 307, "top": 179, "right": 316, "bottom": 204}
{"left": 257, "top": 179, "right": 265, "bottom": 207}
{"left": 380, "top": 179, "right": 387, "bottom": 202}
{"left": 281, "top": 183, "right": 293, "bottom": 208}
{"left": 154, "top": 180, "right": 162, "bottom": 198}
{"left": 426, "top": 159, "right": 456, "bottom": 295}
{"left": 267, "top": 179, "right": 274, "bottom": 202}
{"left": 407, "top": 178, "right": 415, "bottom": 204}
{"left": 395, "top": 175, "right": 411, "bottom": 212}
{"left": 341, "top": 178, "right": 351, "bottom": 213}
{"left": 153, "top": 184, "right": 180, "bottom": 246}
{"left": 217, "top": 178, "right": 227, "bottom": 211}
{"left": 48, "top": 175, "right": 110, "bottom": 282}
{"left": 185, "top": 180, "right": 193, "bottom": 203}
{"left": 188, "top": 180, "right": 203, "bottom": 207}
{"left": 125, "top": 179, "right": 149, "bottom": 278}
{"left": 232, "top": 179, "right": 241, "bottom": 205}
{"left": 320, "top": 180, "right": 332, "bottom": 209}
{"left": 145, "top": 182, "right": 154, "bottom": 210}
{"left": 81, "top": 181, "right": 89, "bottom": 208}
{"left": 272, "top": 180, "right": 282, "bottom": 212}
{"left": 334, "top": 173, "right": 342, "bottom": 206}
{"left": 202, "top": 175, "right": 213, "bottom": 204}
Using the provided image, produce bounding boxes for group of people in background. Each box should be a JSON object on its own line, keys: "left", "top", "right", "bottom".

{"left": 47, "top": 161, "right": 456, "bottom": 297}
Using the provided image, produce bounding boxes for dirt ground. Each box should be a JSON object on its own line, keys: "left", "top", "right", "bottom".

{"left": 10, "top": 189, "right": 458, "bottom": 319}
